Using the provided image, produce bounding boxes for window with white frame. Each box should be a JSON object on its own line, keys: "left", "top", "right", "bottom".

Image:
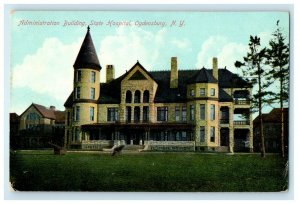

{"left": 210, "top": 126, "right": 215, "bottom": 142}
{"left": 91, "top": 71, "right": 96, "bottom": 83}
{"left": 76, "top": 70, "right": 82, "bottom": 82}
{"left": 200, "top": 104, "right": 205, "bottom": 120}
{"left": 90, "top": 87, "right": 95, "bottom": 99}
{"left": 157, "top": 107, "right": 168, "bottom": 121}
{"left": 210, "top": 104, "right": 215, "bottom": 120}
{"left": 89, "top": 107, "right": 94, "bottom": 121}
{"left": 107, "top": 108, "right": 118, "bottom": 122}
{"left": 210, "top": 88, "right": 215, "bottom": 96}
{"left": 200, "top": 88, "right": 205, "bottom": 96}
{"left": 200, "top": 126, "right": 205, "bottom": 142}
{"left": 75, "top": 87, "right": 81, "bottom": 99}
{"left": 190, "top": 105, "right": 195, "bottom": 121}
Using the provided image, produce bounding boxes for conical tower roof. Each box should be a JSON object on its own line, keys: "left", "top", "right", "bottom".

{"left": 73, "top": 26, "right": 101, "bottom": 70}
{"left": 188, "top": 68, "right": 218, "bottom": 84}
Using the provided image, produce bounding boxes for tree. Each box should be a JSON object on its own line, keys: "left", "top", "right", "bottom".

{"left": 266, "top": 21, "right": 289, "bottom": 158}
{"left": 235, "top": 36, "right": 269, "bottom": 158}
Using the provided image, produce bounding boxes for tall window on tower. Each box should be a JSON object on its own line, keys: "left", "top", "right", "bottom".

{"left": 182, "top": 106, "right": 187, "bottom": 122}
{"left": 91, "top": 71, "right": 96, "bottom": 83}
{"left": 210, "top": 126, "right": 215, "bottom": 142}
{"left": 210, "top": 104, "right": 215, "bottom": 120}
{"left": 76, "top": 70, "right": 82, "bottom": 82}
{"left": 74, "top": 106, "right": 80, "bottom": 121}
{"left": 90, "top": 87, "right": 95, "bottom": 99}
{"left": 157, "top": 107, "right": 168, "bottom": 121}
{"left": 75, "top": 87, "right": 81, "bottom": 99}
{"left": 190, "top": 105, "right": 195, "bottom": 121}
{"left": 89, "top": 107, "right": 94, "bottom": 121}
{"left": 200, "top": 104, "right": 205, "bottom": 120}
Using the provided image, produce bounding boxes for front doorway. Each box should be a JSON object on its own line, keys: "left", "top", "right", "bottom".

{"left": 123, "top": 129, "right": 144, "bottom": 145}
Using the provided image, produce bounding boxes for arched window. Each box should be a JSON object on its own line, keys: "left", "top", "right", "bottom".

{"left": 126, "top": 90, "right": 132, "bottom": 103}
{"left": 134, "top": 90, "right": 141, "bottom": 103}
{"left": 143, "top": 90, "right": 150, "bottom": 103}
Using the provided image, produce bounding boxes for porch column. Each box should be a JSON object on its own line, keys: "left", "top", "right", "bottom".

{"left": 229, "top": 107, "right": 234, "bottom": 153}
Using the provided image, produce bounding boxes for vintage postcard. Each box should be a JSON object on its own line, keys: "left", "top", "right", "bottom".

{"left": 9, "top": 10, "right": 290, "bottom": 193}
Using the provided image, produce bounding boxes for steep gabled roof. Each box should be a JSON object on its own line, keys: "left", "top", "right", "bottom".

{"left": 20, "top": 103, "right": 64, "bottom": 120}
{"left": 73, "top": 26, "right": 101, "bottom": 70}
{"left": 122, "top": 61, "right": 157, "bottom": 83}
{"left": 32, "top": 103, "right": 56, "bottom": 119}
{"left": 188, "top": 68, "right": 218, "bottom": 84}
{"left": 253, "top": 108, "right": 289, "bottom": 124}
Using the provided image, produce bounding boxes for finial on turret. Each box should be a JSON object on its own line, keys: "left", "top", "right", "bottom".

{"left": 87, "top": 25, "right": 90, "bottom": 32}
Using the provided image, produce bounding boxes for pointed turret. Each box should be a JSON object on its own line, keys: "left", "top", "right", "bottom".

{"left": 73, "top": 26, "right": 101, "bottom": 70}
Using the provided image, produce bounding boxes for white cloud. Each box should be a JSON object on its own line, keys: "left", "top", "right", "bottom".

{"left": 98, "top": 27, "right": 167, "bottom": 81}
{"left": 196, "top": 36, "right": 247, "bottom": 73}
{"left": 171, "top": 38, "right": 190, "bottom": 49}
{"left": 11, "top": 37, "right": 82, "bottom": 103}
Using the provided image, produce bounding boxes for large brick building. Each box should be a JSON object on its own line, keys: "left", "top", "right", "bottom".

{"left": 64, "top": 27, "right": 253, "bottom": 152}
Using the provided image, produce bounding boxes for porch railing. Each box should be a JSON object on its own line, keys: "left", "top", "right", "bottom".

{"left": 234, "top": 99, "right": 250, "bottom": 105}
{"left": 233, "top": 120, "right": 250, "bottom": 125}
{"left": 220, "top": 119, "right": 229, "bottom": 124}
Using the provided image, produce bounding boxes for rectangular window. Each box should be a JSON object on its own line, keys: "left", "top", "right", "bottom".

{"left": 175, "top": 106, "right": 180, "bottom": 122}
{"left": 76, "top": 87, "right": 81, "bottom": 99}
{"left": 107, "top": 108, "right": 118, "bottom": 122}
{"left": 210, "top": 126, "right": 215, "bottom": 142}
{"left": 90, "top": 87, "right": 95, "bottom": 99}
{"left": 89, "top": 107, "right": 94, "bottom": 121}
{"left": 75, "top": 106, "right": 80, "bottom": 121}
{"left": 200, "top": 126, "right": 205, "bottom": 142}
{"left": 210, "top": 104, "right": 215, "bottom": 120}
{"left": 210, "top": 88, "right": 215, "bottom": 96}
{"left": 190, "top": 105, "right": 195, "bottom": 121}
{"left": 200, "top": 88, "right": 205, "bottom": 96}
{"left": 182, "top": 106, "right": 187, "bottom": 122}
{"left": 67, "top": 112, "right": 70, "bottom": 126}
{"left": 157, "top": 107, "right": 168, "bottom": 121}
{"left": 200, "top": 104, "right": 205, "bottom": 120}
{"left": 75, "top": 128, "right": 80, "bottom": 142}
{"left": 126, "top": 106, "right": 131, "bottom": 122}
{"left": 76, "top": 70, "right": 81, "bottom": 82}
{"left": 143, "top": 106, "right": 149, "bottom": 122}
{"left": 91, "top": 71, "right": 96, "bottom": 83}
{"left": 190, "top": 89, "right": 195, "bottom": 96}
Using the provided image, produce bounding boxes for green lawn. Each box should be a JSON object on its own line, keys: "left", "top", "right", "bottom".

{"left": 9, "top": 150, "right": 288, "bottom": 192}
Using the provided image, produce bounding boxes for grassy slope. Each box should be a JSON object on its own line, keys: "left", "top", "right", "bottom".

{"left": 10, "top": 151, "right": 287, "bottom": 192}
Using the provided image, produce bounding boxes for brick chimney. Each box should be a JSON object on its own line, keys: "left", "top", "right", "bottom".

{"left": 212, "top": 57, "right": 218, "bottom": 80}
{"left": 106, "top": 65, "right": 115, "bottom": 83}
{"left": 50, "top": 106, "right": 56, "bottom": 111}
{"left": 170, "top": 57, "right": 178, "bottom": 88}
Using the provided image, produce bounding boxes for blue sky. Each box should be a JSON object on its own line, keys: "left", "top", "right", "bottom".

{"left": 10, "top": 11, "right": 289, "bottom": 115}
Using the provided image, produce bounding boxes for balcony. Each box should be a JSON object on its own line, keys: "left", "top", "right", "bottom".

{"left": 220, "top": 119, "right": 229, "bottom": 124}
{"left": 234, "top": 120, "right": 250, "bottom": 125}
{"left": 234, "top": 99, "right": 250, "bottom": 105}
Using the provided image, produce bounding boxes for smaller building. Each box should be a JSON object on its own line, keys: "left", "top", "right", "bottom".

{"left": 18, "top": 103, "right": 65, "bottom": 148}
{"left": 253, "top": 108, "right": 289, "bottom": 153}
